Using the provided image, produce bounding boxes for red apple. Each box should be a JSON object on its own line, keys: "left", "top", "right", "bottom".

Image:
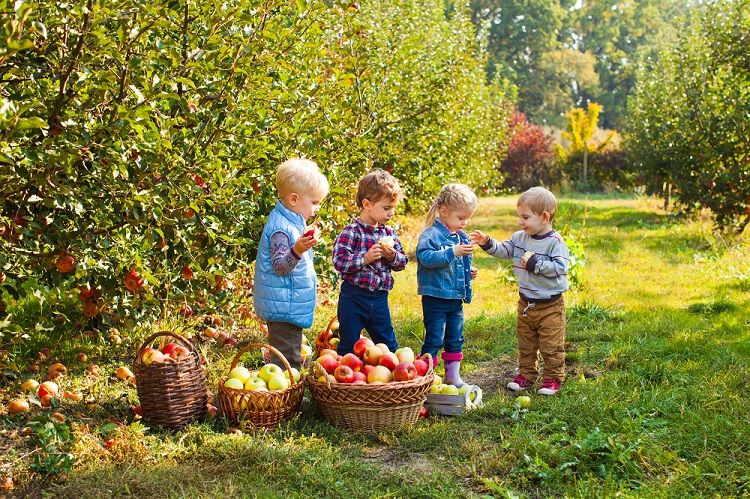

{"left": 361, "top": 365, "right": 376, "bottom": 378}
{"left": 317, "top": 353, "right": 338, "bottom": 374}
{"left": 319, "top": 348, "right": 338, "bottom": 359}
{"left": 413, "top": 358, "right": 429, "bottom": 377}
{"left": 38, "top": 381, "right": 59, "bottom": 398}
{"left": 124, "top": 270, "right": 144, "bottom": 292}
{"left": 55, "top": 254, "right": 75, "bottom": 273}
{"left": 393, "top": 361, "right": 417, "bottom": 382}
{"left": 353, "top": 337, "right": 374, "bottom": 358}
{"left": 82, "top": 301, "right": 100, "bottom": 317}
{"left": 352, "top": 371, "right": 367, "bottom": 383}
{"left": 170, "top": 346, "right": 191, "bottom": 361}
{"left": 367, "top": 365, "right": 392, "bottom": 383}
{"left": 378, "top": 352, "right": 399, "bottom": 371}
{"left": 418, "top": 406, "right": 429, "bottom": 419}
{"left": 363, "top": 345, "right": 384, "bottom": 366}
{"left": 161, "top": 343, "right": 179, "bottom": 356}
{"left": 340, "top": 353, "right": 364, "bottom": 372}
{"left": 334, "top": 365, "right": 355, "bottom": 383}
{"left": 179, "top": 304, "right": 193, "bottom": 317}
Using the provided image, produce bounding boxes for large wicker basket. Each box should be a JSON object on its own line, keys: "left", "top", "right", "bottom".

{"left": 217, "top": 342, "right": 305, "bottom": 429}
{"left": 308, "top": 356, "right": 434, "bottom": 432}
{"left": 314, "top": 315, "right": 340, "bottom": 355}
{"left": 133, "top": 331, "right": 208, "bottom": 430}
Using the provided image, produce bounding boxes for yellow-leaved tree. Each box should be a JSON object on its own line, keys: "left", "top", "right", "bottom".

{"left": 557, "top": 102, "right": 614, "bottom": 187}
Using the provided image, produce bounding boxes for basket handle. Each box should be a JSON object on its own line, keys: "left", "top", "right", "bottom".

{"left": 230, "top": 342, "right": 299, "bottom": 386}
{"left": 317, "top": 315, "right": 339, "bottom": 342}
{"left": 133, "top": 331, "right": 199, "bottom": 367}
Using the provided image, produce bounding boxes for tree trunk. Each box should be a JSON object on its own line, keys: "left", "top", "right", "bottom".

{"left": 738, "top": 212, "right": 750, "bottom": 235}
{"left": 582, "top": 146, "right": 588, "bottom": 188}
{"left": 663, "top": 181, "right": 671, "bottom": 211}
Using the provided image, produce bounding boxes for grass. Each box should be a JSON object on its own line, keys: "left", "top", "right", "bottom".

{"left": 2, "top": 195, "right": 749, "bottom": 497}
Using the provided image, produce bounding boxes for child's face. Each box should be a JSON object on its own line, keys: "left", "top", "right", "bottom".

{"left": 517, "top": 204, "right": 551, "bottom": 236}
{"left": 287, "top": 192, "right": 325, "bottom": 221}
{"left": 361, "top": 197, "right": 398, "bottom": 225}
{"left": 438, "top": 206, "right": 474, "bottom": 233}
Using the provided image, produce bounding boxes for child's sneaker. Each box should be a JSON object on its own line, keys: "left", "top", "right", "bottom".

{"left": 537, "top": 379, "right": 562, "bottom": 395}
{"left": 507, "top": 374, "right": 533, "bottom": 391}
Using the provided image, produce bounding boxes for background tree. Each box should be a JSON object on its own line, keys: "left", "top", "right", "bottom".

{"left": 627, "top": 0, "right": 750, "bottom": 233}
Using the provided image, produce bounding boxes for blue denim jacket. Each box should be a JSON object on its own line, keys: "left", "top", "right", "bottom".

{"left": 416, "top": 219, "right": 472, "bottom": 303}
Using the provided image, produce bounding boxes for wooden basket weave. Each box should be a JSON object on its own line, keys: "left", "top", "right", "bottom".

{"left": 217, "top": 342, "right": 305, "bottom": 429}
{"left": 133, "top": 331, "right": 208, "bottom": 430}
{"left": 307, "top": 356, "right": 434, "bottom": 432}
{"left": 314, "top": 315, "right": 340, "bottom": 355}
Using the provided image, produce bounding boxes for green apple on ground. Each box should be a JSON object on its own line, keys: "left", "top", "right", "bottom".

{"left": 258, "top": 364, "right": 284, "bottom": 383}
{"left": 517, "top": 395, "right": 531, "bottom": 408}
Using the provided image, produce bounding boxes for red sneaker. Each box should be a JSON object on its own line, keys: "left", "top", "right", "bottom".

{"left": 507, "top": 374, "right": 533, "bottom": 392}
{"left": 537, "top": 379, "right": 562, "bottom": 395}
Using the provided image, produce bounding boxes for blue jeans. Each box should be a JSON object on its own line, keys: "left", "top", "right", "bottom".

{"left": 420, "top": 295, "right": 464, "bottom": 358}
{"left": 337, "top": 281, "right": 398, "bottom": 355}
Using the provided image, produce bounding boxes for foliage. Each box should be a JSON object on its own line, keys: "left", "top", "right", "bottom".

{"left": 626, "top": 0, "right": 750, "bottom": 233}
{"left": 499, "top": 112, "right": 558, "bottom": 191}
{"left": 28, "top": 413, "right": 75, "bottom": 475}
{"left": 0, "top": 0, "right": 513, "bottom": 341}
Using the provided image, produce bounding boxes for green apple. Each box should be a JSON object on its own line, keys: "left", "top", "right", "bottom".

{"left": 457, "top": 385, "right": 468, "bottom": 396}
{"left": 283, "top": 367, "right": 301, "bottom": 383}
{"left": 258, "top": 363, "right": 284, "bottom": 383}
{"left": 224, "top": 378, "right": 244, "bottom": 390}
{"left": 432, "top": 374, "right": 442, "bottom": 386}
{"left": 229, "top": 366, "right": 252, "bottom": 384}
{"left": 517, "top": 395, "right": 531, "bottom": 408}
{"left": 430, "top": 384, "right": 442, "bottom": 394}
{"left": 441, "top": 384, "right": 460, "bottom": 395}
{"left": 268, "top": 375, "right": 290, "bottom": 391}
{"left": 244, "top": 377, "right": 267, "bottom": 390}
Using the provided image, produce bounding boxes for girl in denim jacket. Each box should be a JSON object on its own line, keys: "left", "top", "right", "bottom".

{"left": 416, "top": 184, "right": 478, "bottom": 386}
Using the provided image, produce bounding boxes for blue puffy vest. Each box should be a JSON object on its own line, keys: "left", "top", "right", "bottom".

{"left": 253, "top": 201, "right": 316, "bottom": 328}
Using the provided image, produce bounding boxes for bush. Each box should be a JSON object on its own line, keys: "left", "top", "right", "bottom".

{"left": 500, "top": 112, "right": 558, "bottom": 191}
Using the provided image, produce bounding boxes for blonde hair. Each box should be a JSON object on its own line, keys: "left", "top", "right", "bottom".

{"left": 425, "top": 184, "right": 478, "bottom": 226}
{"left": 356, "top": 169, "right": 403, "bottom": 208}
{"left": 517, "top": 186, "right": 557, "bottom": 222}
{"left": 275, "top": 158, "right": 329, "bottom": 198}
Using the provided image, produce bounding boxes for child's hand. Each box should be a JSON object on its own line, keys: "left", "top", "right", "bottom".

{"left": 364, "top": 244, "right": 384, "bottom": 265}
{"left": 380, "top": 243, "right": 397, "bottom": 262}
{"left": 521, "top": 250, "right": 534, "bottom": 267}
{"left": 293, "top": 232, "right": 318, "bottom": 255}
{"left": 470, "top": 230, "right": 489, "bottom": 246}
{"left": 470, "top": 265, "right": 478, "bottom": 279}
{"left": 453, "top": 243, "right": 474, "bottom": 257}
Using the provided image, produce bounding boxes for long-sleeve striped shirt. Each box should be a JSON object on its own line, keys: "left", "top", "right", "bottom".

{"left": 481, "top": 229, "right": 570, "bottom": 301}
{"left": 333, "top": 217, "right": 408, "bottom": 292}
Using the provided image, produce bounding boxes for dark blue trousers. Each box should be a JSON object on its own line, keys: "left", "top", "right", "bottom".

{"left": 336, "top": 281, "right": 398, "bottom": 355}
{"left": 420, "top": 295, "right": 464, "bottom": 358}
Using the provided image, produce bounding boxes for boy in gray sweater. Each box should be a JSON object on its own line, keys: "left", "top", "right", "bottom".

{"left": 471, "top": 187, "right": 570, "bottom": 395}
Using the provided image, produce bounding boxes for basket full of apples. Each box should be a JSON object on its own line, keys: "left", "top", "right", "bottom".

{"left": 133, "top": 331, "right": 208, "bottom": 430}
{"left": 307, "top": 338, "right": 434, "bottom": 432}
{"left": 314, "top": 315, "right": 340, "bottom": 356}
{"left": 217, "top": 342, "right": 305, "bottom": 429}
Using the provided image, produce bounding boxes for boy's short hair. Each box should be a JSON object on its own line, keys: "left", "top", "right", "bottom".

{"left": 518, "top": 186, "right": 558, "bottom": 221}
{"left": 275, "top": 158, "right": 329, "bottom": 198}
{"left": 356, "top": 169, "right": 403, "bottom": 208}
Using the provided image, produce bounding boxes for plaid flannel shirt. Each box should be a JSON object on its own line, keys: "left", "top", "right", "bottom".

{"left": 333, "top": 217, "right": 408, "bottom": 292}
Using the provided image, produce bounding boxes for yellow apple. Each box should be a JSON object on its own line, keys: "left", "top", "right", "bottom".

{"left": 268, "top": 375, "right": 290, "bottom": 391}
{"left": 258, "top": 363, "right": 284, "bottom": 383}
{"left": 224, "top": 378, "right": 244, "bottom": 390}
{"left": 229, "top": 366, "right": 252, "bottom": 384}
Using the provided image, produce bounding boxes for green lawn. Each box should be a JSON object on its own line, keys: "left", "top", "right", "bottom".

{"left": 4, "top": 195, "right": 750, "bottom": 497}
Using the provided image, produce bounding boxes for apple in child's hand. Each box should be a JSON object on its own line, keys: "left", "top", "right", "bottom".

{"left": 303, "top": 225, "right": 319, "bottom": 239}
{"left": 378, "top": 236, "right": 394, "bottom": 249}
{"left": 523, "top": 251, "right": 534, "bottom": 260}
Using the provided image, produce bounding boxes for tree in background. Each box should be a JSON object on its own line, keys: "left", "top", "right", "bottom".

{"left": 557, "top": 103, "right": 615, "bottom": 189}
{"left": 627, "top": 0, "right": 750, "bottom": 233}
{"left": 500, "top": 112, "right": 557, "bottom": 191}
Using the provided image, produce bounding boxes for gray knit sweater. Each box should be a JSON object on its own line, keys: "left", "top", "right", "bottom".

{"left": 481, "top": 229, "right": 570, "bottom": 301}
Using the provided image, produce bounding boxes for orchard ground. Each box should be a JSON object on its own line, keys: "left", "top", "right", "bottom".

{"left": 2, "top": 195, "right": 749, "bottom": 497}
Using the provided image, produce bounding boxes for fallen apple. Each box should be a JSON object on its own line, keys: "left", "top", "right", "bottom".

{"left": 517, "top": 395, "right": 531, "bottom": 408}
{"left": 37, "top": 381, "right": 59, "bottom": 398}
{"left": 21, "top": 379, "right": 39, "bottom": 393}
{"left": 115, "top": 366, "right": 134, "bottom": 380}
{"left": 8, "top": 399, "right": 30, "bottom": 414}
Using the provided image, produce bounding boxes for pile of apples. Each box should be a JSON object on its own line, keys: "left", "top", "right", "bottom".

{"left": 429, "top": 374, "right": 471, "bottom": 396}
{"left": 314, "top": 338, "right": 429, "bottom": 385}
{"left": 223, "top": 363, "right": 301, "bottom": 393}
{"left": 138, "top": 342, "right": 193, "bottom": 365}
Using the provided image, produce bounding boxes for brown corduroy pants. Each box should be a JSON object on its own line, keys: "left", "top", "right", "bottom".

{"left": 267, "top": 321, "right": 303, "bottom": 370}
{"left": 515, "top": 297, "right": 566, "bottom": 383}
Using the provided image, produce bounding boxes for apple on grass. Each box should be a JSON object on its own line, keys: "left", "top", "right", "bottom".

{"left": 229, "top": 366, "right": 252, "bottom": 384}
{"left": 517, "top": 395, "right": 531, "bottom": 408}
{"left": 258, "top": 363, "right": 284, "bottom": 383}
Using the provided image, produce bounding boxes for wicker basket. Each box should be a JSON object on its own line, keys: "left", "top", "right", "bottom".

{"left": 217, "top": 343, "right": 305, "bottom": 429}
{"left": 314, "top": 315, "right": 340, "bottom": 355}
{"left": 307, "top": 356, "right": 434, "bottom": 432}
{"left": 133, "top": 331, "right": 208, "bottom": 430}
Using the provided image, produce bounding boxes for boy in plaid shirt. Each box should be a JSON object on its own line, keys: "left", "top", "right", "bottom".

{"left": 333, "top": 169, "right": 408, "bottom": 355}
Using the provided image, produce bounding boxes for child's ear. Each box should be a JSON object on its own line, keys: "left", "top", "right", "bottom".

{"left": 288, "top": 193, "right": 299, "bottom": 206}
{"left": 542, "top": 211, "right": 551, "bottom": 223}
{"left": 362, "top": 198, "right": 372, "bottom": 210}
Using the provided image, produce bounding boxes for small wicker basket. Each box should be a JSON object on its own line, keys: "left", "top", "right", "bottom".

{"left": 217, "top": 342, "right": 305, "bottom": 429}
{"left": 314, "top": 315, "right": 340, "bottom": 355}
{"left": 133, "top": 331, "right": 208, "bottom": 430}
{"left": 307, "top": 355, "right": 434, "bottom": 432}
